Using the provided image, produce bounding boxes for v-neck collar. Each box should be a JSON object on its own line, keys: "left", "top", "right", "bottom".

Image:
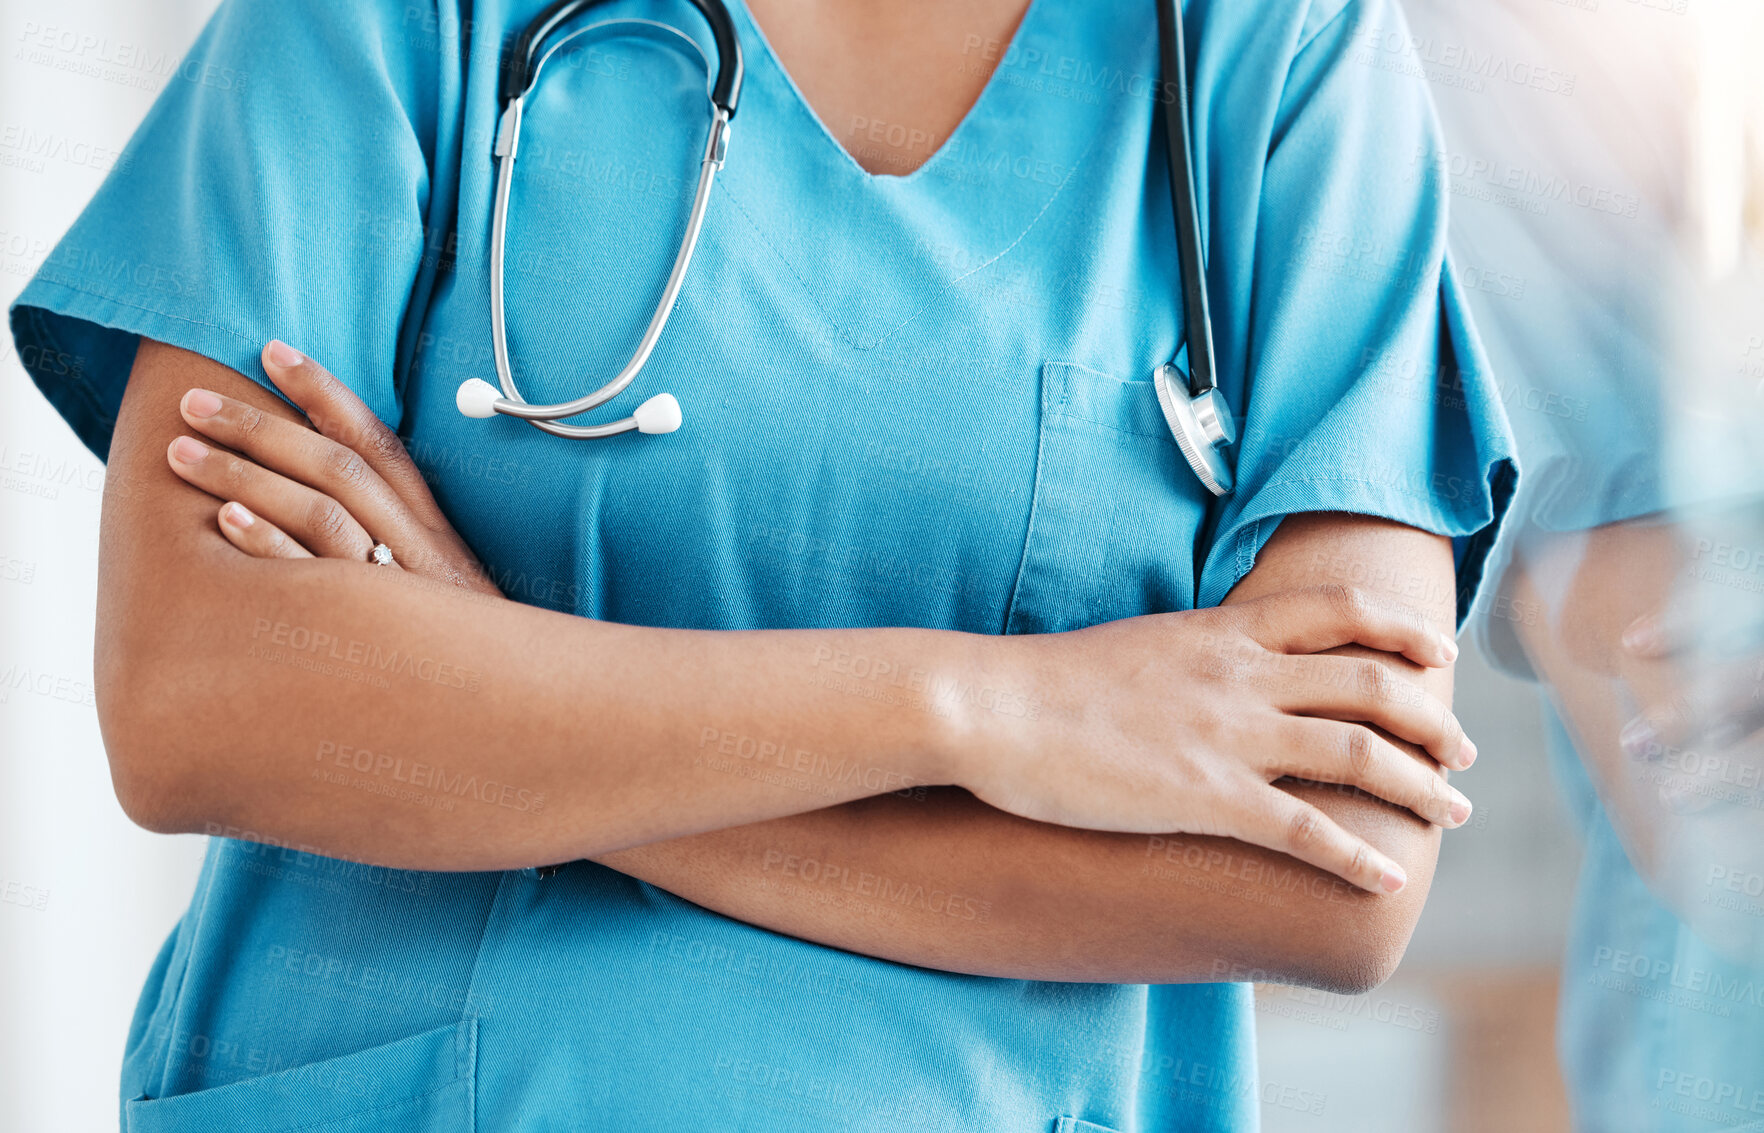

{"left": 727, "top": 0, "right": 1049, "bottom": 185}
{"left": 711, "top": 0, "right": 1100, "bottom": 351}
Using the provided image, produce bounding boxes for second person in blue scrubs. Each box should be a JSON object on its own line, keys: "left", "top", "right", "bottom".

{"left": 10, "top": 0, "right": 1516, "bottom": 1128}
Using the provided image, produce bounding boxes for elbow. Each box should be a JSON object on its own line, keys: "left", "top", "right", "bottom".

{"left": 96, "top": 635, "right": 212, "bottom": 835}
{"left": 1248, "top": 790, "right": 1438, "bottom": 995}
{"left": 1272, "top": 885, "right": 1428, "bottom": 996}
{"left": 109, "top": 769, "right": 203, "bottom": 837}
{"left": 1300, "top": 916, "right": 1412, "bottom": 995}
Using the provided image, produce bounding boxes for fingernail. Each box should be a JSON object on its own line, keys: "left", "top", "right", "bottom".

{"left": 266, "top": 340, "right": 303, "bottom": 368}
{"left": 1379, "top": 864, "right": 1407, "bottom": 893}
{"left": 1620, "top": 717, "right": 1658, "bottom": 760}
{"left": 221, "top": 502, "right": 254, "bottom": 529}
{"left": 1457, "top": 737, "right": 1477, "bottom": 769}
{"left": 1448, "top": 791, "right": 1472, "bottom": 825}
{"left": 183, "top": 388, "right": 223, "bottom": 418}
{"left": 171, "top": 436, "right": 209, "bottom": 464}
{"left": 1622, "top": 615, "right": 1661, "bottom": 654}
{"left": 1438, "top": 633, "right": 1459, "bottom": 663}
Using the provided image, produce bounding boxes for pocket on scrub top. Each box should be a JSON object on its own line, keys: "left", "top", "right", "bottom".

{"left": 123, "top": 1019, "right": 476, "bottom": 1133}
{"left": 1004, "top": 361, "right": 1206, "bottom": 635}
{"left": 1052, "top": 1117, "right": 1124, "bottom": 1133}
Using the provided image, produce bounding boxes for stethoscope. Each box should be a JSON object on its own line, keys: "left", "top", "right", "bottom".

{"left": 455, "top": 0, "right": 1237, "bottom": 496}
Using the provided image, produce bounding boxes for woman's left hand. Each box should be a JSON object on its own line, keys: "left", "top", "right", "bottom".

{"left": 164, "top": 339, "right": 503, "bottom": 598}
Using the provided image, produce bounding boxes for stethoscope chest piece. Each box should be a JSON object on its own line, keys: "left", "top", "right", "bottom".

{"left": 1154, "top": 363, "right": 1236, "bottom": 497}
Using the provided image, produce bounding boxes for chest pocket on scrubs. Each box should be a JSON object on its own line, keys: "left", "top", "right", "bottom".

{"left": 123, "top": 1019, "right": 476, "bottom": 1133}
{"left": 1005, "top": 362, "right": 1205, "bottom": 635}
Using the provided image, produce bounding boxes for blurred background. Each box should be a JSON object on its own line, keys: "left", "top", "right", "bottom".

{"left": 2, "top": 0, "right": 1760, "bottom": 1130}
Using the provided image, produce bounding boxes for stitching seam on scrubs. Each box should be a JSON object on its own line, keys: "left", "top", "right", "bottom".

{"left": 716, "top": 136, "right": 1095, "bottom": 352}
{"left": 455, "top": 1016, "right": 477, "bottom": 1120}
{"left": 1252, "top": 474, "right": 1490, "bottom": 522}
{"left": 1267, "top": 0, "right": 1360, "bottom": 153}
{"left": 1044, "top": 364, "right": 1167, "bottom": 438}
{"left": 895, "top": 141, "right": 1099, "bottom": 352}
{"left": 1049, "top": 410, "right": 1165, "bottom": 440}
{"left": 457, "top": 870, "right": 514, "bottom": 1052}
{"left": 1000, "top": 363, "right": 1060, "bottom": 635}
{"left": 260, "top": 1080, "right": 467, "bottom": 1132}
{"left": 1236, "top": 518, "right": 1263, "bottom": 582}
{"left": 34, "top": 282, "right": 262, "bottom": 349}
{"left": 1295, "top": 0, "right": 1359, "bottom": 58}
{"left": 715, "top": 189, "right": 866, "bottom": 349}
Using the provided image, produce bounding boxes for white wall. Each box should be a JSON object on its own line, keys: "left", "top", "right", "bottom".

{"left": 1, "top": 2, "right": 217, "bottom": 1130}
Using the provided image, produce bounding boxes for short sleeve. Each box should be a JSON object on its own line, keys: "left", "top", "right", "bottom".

{"left": 1195, "top": 0, "right": 1519, "bottom": 627}
{"left": 7, "top": 0, "right": 441, "bottom": 461}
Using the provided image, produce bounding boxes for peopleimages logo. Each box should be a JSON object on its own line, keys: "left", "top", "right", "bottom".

{"left": 1591, "top": 946, "right": 1764, "bottom": 1007}
{"left": 250, "top": 618, "right": 482, "bottom": 692}
{"left": 315, "top": 740, "right": 545, "bottom": 814}
{"left": 1412, "top": 147, "right": 1640, "bottom": 218}
{"left": 808, "top": 645, "right": 1040, "bottom": 721}
{"left": 1355, "top": 27, "right": 1578, "bottom": 96}
{"left": 958, "top": 35, "right": 1178, "bottom": 104}
{"left": 759, "top": 850, "right": 992, "bottom": 922}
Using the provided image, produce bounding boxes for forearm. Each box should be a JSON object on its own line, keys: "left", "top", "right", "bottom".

{"left": 103, "top": 342, "right": 976, "bottom": 870}
{"left": 598, "top": 780, "right": 1432, "bottom": 988}
{"left": 1506, "top": 519, "right": 1707, "bottom": 876}
{"left": 117, "top": 556, "right": 976, "bottom": 869}
{"left": 600, "top": 513, "right": 1452, "bottom": 987}
{"left": 1505, "top": 513, "right": 1736, "bottom": 859}
{"left": 1506, "top": 505, "right": 1764, "bottom": 974}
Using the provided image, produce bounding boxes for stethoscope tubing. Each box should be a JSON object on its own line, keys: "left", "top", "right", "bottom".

{"left": 1156, "top": 0, "right": 1218, "bottom": 401}
{"left": 484, "top": 18, "right": 732, "bottom": 437}
{"left": 505, "top": 0, "right": 744, "bottom": 111}
{"left": 472, "top": 0, "right": 1234, "bottom": 494}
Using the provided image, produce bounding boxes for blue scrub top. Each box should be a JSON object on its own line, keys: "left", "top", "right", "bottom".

{"left": 1544, "top": 712, "right": 1764, "bottom": 1133}
{"left": 10, "top": 0, "right": 1515, "bottom": 1129}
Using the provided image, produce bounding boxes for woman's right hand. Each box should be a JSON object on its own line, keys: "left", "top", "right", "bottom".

{"left": 952, "top": 586, "right": 1475, "bottom": 894}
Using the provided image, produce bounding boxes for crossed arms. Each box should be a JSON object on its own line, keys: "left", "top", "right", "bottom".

{"left": 96, "top": 338, "right": 1464, "bottom": 992}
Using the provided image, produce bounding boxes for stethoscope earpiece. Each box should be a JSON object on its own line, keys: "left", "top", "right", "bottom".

{"left": 632, "top": 393, "right": 683, "bottom": 435}
{"left": 456, "top": 378, "right": 682, "bottom": 435}
{"left": 456, "top": 378, "right": 503, "bottom": 420}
